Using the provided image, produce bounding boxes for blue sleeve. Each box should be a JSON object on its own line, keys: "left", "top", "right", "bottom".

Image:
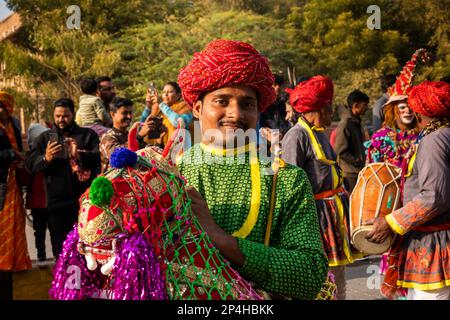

{"left": 159, "top": 103, "right": 193, "bottom": 128}
{"left": 140, "top": 108, "right": 151, "bottom": 123}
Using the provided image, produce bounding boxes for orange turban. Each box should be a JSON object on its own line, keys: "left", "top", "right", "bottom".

{"left": 178, "top": 39, "right": 276, "bottom": 112}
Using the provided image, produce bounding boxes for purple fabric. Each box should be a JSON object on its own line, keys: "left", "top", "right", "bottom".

{"left": 49, "top": 226, "right": 167, "bottom": 300}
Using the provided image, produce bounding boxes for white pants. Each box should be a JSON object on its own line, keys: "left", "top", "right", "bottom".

{"left": 407, "top": 287, "right": 450, "bottom": 300}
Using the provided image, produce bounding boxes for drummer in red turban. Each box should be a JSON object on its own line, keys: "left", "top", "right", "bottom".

{"left": 408, "top": 80, "right": 450, "bottom": 119}
{"left": 177, "top": 40, "right": 330, "bottom": 300}
{"left": 368, "top": 80, "right": 450, "bottom": 300}
{"left": 285, "top": 75, "right": 334, "bottom": 114}
{"left": 281, "top": 75, "right": 363, "bottom": 300}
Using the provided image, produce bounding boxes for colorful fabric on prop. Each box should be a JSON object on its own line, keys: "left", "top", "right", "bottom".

{"left": 384, "top": 48, "right": 431, "bottom": 107}
{"left": 178, "top": 39, "right": 276, "bottom": 112}
{"left": 285, "top": 75, "right": 333, "bottom": 113}
{"left": 50, "top": 140, "right": 263, "bottom": 300}
{"left": 0, "top": 91, "right": 14, "bottom": 115}
{"left": 365, "top": 127, "right": 419, "bottom": 168}
{"left": 408, "top": 81, "right": 450, "bottom": 118}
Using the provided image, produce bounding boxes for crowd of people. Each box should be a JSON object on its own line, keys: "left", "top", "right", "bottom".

{"left": 0, "top": 39, "right": 449, "bottom": 301}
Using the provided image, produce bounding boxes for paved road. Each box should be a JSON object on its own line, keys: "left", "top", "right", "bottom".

{"left": 345, "top": 256, "right": 385, "bottom": 300}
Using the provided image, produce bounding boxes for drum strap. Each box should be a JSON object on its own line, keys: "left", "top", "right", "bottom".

{"left": 314, "top": 186, "right": 346, "bottom": 200}
{"left": 297, "top": 118, "right": 335, "bottom": 165}
{"left": 297, "top": 117, "right": 343, "bottom": 188}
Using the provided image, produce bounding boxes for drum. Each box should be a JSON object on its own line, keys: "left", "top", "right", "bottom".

{"left": 349, "top": 163, "right": 401, "bottom": 254}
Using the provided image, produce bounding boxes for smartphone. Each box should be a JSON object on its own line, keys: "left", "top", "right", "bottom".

{"left": 148, "top": 82, "right": 156, "bottom": 95}
{"left": 49, "top": 132, "right": 59, "bottom": 144}
{"left": 49, "top": 133, "right": 67, "bottom": 159}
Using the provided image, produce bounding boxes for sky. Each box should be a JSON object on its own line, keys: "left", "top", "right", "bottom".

{"left": 0, "top": 0, "right": 12, "bottom": 21}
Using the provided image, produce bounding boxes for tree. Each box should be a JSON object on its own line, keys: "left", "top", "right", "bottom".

{"left": 1, "top": 0, "right": 447, "bottom": 126}
{"left": 114, "top": 10, "right": 292, "bottom": 116}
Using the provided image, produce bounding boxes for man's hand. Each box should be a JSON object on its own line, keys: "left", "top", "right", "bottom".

{"left": 138, "top": 123, "right": 151, "bottom": 138}
{"left": 365, "top": 216, "right": 394, "bottom": 244}
{"left": 44, "top": 141, "right": 63, "bottom": 163}
{"left": 138, "top": 116, "right": 161, "bottom": 138}
{"left": 186, "top": 186, "right": 245, "bottom": 266}
{"left": 66, "top": 138, "right": 79, "bottom": 160}
{"left": 186, "top": 186, "right": 221, "bottom": 236}
{"left": 260, "top": 127, "right": 281, "bottom": 144}
{"left": 146, "top": 88, "right": 160, "bottom": 116}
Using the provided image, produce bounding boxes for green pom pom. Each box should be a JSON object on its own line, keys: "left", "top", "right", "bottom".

{"left": 89, "top": 176, "right": 114, "bottom": 207}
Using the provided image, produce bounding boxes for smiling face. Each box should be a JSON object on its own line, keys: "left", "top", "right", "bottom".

{"left": 111, "top": 105, "right": 133, "bottom": 131}
{"left": 192, "top": 85, "right": 259, "bottom": 148}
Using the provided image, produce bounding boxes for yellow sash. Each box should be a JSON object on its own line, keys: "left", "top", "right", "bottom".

{"left": 200, "top": 143, "right": 261, "bottom": 239}
{"left": 297, "top": 118, "right": 355, "bottom": 265}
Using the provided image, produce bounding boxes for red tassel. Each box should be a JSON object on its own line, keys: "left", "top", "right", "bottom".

{"left": 128, "top": 123, "right": 140, "bottom": 151}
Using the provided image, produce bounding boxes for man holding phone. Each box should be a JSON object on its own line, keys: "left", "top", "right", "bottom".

{"left": 25, "top": 98, "right": 101, "bottom": 259}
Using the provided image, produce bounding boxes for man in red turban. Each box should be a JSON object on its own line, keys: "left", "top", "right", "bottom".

{"left": 285, "top": 75, "right": 333, "bottom": 114}
{"left": 177, "top": 40, "right": 330, "bottom": 300}
{"left": 281, "top": 76, "right": 363, "bottom": 300}
{"left": 368, "top": 80, "right": 450, "bottom": 300}
{"left": 178, "top": 39, "right": 275, "bottom": 113}
{"left": 408, "top": 80, "right": 450, "bottom": 118}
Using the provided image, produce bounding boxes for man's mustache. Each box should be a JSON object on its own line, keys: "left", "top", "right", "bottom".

{"left": 219, "top": 120, "right": 248, "bottom": 131}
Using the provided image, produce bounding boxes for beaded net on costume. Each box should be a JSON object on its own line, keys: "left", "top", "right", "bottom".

{"left": 50, "top": 128, "right": 262, "bottom": 300}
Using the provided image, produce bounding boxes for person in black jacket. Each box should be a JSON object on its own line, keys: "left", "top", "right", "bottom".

{"left": 25, "top": 98, "right": 101, "bottom": 259}
{"left": 334, "top": 90, "right": 369, "bottom": 192}
{"left": 259, "top": 74, "right": 291, "bottom": 137}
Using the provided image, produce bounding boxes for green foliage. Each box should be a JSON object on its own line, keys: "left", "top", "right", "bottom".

{"left": 1, "top": 0, "right": 448, "bottom": 125}
{"left": 114, "top": 10, "right": 292, "bottom": 116}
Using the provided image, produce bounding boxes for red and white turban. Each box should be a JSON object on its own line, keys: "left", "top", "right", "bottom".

{"left": 285, "top": 75, "right": 334, "bottom": 113}
{"left": 408, "top": 81, "right": 450, "bottom": 118}
{"left": 178, "top": 39, "right": 276, "bottom": 112}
